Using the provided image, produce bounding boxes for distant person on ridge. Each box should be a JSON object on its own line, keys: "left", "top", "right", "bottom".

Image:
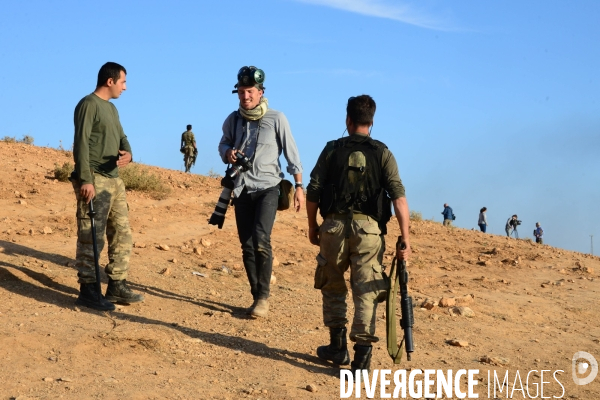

{"left": 217, "top": 66, "right": 304, "bottom": 318}
{"left": 71, "top": 62, "right": 144, "bottom": 311}
{"left": 180, "top": 124, "right": 197, "bottom": 173}
{"left": 441, "top": 203, "right": 454, "bottom": 227}
{"left": 505, "top": 214, "right": 520, "bottom": 238}
{"left": 534, "top": 222, "right": 544, "bottom": 244}
{"left": 478, "top": 207, "right": 488, "bottom": 232}
{"left": 306, "top": 94, "right": 411, "bottom": 375}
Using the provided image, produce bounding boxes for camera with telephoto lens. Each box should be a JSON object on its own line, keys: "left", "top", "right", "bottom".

{"left": 225, "top": 151, "right": 253, "bottom": 180}
{"left": 515, "top": 220, "right": 522, "bottom": 226}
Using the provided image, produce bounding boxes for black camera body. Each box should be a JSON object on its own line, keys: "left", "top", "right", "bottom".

{"left": 225, "top": 151, "right": 253, "bottom": 180}
{"left": 516, "top": 220, "right": 522, "bottom": 226}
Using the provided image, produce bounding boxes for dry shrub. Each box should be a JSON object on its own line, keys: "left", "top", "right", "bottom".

{"left": 54, "top": 162, "right": 74, "bottom": 182}
{"left": 119, "top": 164, "right": 170, "bottom": 200}
{"left": 20, "top": 135, "right": 34, "bottom": 145}
{"left": 2, "top": 136, "right": 17, "bottom": 143}
{"left": 410, "top": 210, "right": 423, "bottom": 222}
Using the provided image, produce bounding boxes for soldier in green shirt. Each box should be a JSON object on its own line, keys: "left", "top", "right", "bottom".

{"left": 306, "top": 95, "right": 411, "bottom": 374}
{"left": 72, "top": 62, "right": 144, "bottom": 311}
{"left": 180, "top": 124, "right": 197, "bottom": 173}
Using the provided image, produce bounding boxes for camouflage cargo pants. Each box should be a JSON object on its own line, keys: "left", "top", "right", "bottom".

{"left": 314, "top": 216, "right": 388, "bottom": 345}
{"left": 72, "top": 174, "right": 133, "bottom": 283}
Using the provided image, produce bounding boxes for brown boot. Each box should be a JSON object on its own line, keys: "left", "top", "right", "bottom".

{"left": 245, "top": 299, "right": 258, "bottom": 315}
{"left": 250, "top": 299, "right": 269, "bottom": 318}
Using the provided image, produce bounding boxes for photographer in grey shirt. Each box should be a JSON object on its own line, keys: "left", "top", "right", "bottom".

{"left": 218, "top": 66, "right": 304, "bottom": 318}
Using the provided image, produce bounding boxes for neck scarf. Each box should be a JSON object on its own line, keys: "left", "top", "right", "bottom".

{"left": 239, "top": 97, "right": 268, "bottom": 121}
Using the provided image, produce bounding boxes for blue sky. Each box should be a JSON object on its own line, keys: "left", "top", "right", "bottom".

{"left": 1, "top": 0, "right": 598, "bottom": 254}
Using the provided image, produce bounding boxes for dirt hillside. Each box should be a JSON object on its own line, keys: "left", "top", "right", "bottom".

{"left": 1, "top": 142, "right": 599, "bottom": 399}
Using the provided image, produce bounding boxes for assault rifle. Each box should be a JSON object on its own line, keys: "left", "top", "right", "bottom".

{"left": 88, "top": 199, "right": 103, "bottom": 302}
{"left": 385, "top": 236, "right": 414, "bottom": 363}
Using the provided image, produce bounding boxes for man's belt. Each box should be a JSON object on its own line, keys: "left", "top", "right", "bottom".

{"left": 326, "top": 213, "right": 369, "bottom": 221}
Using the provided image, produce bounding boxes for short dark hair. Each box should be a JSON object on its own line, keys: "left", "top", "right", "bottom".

{"left": 97, "top": 62, "right": 126, "bottom": 88}
{"left": 480, "top": 207, "right": 487, "bottom": 212}
{"left": 186, "top": 124, "right": 192, "bottom": 130}
{"left": 347, "top": 95, "right": 376, "bottom": 126}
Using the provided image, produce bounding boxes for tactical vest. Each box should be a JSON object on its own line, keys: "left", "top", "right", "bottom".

{"left": 319, "top": 135, "right": 393, "bottom": 233}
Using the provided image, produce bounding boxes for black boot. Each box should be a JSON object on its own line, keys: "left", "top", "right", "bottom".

{"left": 105, "top": 279, "right": 145, "bottom": 304}
{"left": 76, "top": 283, "right": 116, "bottom": 311}
{"left": 317, "top": 327, "right": 350, "bottom": 365}
{"left": 350, "top": 344, "right": 373, "bottom": 373}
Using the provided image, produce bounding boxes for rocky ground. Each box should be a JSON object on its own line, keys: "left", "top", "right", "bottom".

{"left": 0, "top": 142, "right": 599, "bottom": 399}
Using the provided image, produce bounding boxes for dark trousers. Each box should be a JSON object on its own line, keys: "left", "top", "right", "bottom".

{"left": 479, "top": 223, "right": 487, "bottom": 233}
{"left": 233, "top": 186, "right": 279, "bottom": 300}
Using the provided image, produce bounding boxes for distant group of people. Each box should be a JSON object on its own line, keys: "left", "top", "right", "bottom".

{"left": 442, "top": 204, "right": 544, "bottom": 244}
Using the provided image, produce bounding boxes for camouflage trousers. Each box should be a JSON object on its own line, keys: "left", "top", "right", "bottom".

{"left": 314, "top": 215, "right": 388, "bottom": 345}
{"left": 72, "top": 174, "right": 133, "bottom": 283}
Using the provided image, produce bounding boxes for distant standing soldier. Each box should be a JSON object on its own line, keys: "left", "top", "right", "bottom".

{"left": 72, "top": 62, "right": 145, "bottom": 311}
{"left": 442, "top": 203, "right": 454, "bottom": 227}
{"left": 534, "top": 222, "right": 544, "bottom": 244}
{"left": 181, "top": 124, "right": 197, "bottom": 173}
{"left": 306, "top": 95, "right": 411, "bottom": 374}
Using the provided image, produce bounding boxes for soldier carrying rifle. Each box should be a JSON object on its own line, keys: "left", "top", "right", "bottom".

{"left": 306, "top": 95, "right": 412, "bottom": 374}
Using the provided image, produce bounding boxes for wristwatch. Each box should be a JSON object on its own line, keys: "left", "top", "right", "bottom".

{"left": 295, "top": 182, "right": 304, "bottom": 189}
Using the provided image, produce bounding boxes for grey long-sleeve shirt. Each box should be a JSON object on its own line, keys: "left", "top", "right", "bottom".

{"left": 218, "top": 109, "right": 303, "bottom": 197}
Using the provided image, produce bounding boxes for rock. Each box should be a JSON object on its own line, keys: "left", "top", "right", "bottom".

{"left": 450, "top": 306, "right": 475, "bottom": 318}
{"left": 159, "top": 268, "right": 171, "bottom": 276}
{"left": 28, "top": 228, "right": 35, "bottom": 235}
{"left": 430, "top": 314, "right": 440, "bottom": 321}
{"left": 193, "top": 247, "right": 201, "bottom": 255}
{"left": 421, "top": 299, "right": 436, "bottom": 310}
{"left": 270, "top": 274, "right": 277, "bottom": 284}
{"left": 58, "top": 377, "right": 73, "bottom": 382}
{"left": 480, "top": 356, "right": 510, "bottom": 366}
{"left": 0, "top": 246, "right": 4, "bottom": 253}
{"left": 232, "top": 263, "right": 243, "bottom": 271}
{"left": 133, "top": 242, "right": 146, "bottom": 248}
{"left": 66, "top": 261, "right": 76, "bottom": 268}
{"left": 43, "top": 377, "right": 54, "bottom": 382}
{"left": 42, "top": 226, "right": 53, "bottom": 234}
{"left": 272, "top": 256, "right": 280, "bottom": 267}
{"left": 220, "top": 265, "right": 231, "bottom": 274}
{"left": 454, "top": 294, "right": 474, "bottom": 305}
{"left": 306, "top": 384, "right": 317, "bottom": 392}
{"left": 447, "top": 339, "right": 469, "bottom": 347}
{"left": 582, "top": 267, "right": 594, "bottom": 274}
{"left": 171, "top": 258, "right": 177, "bottom": 264}
{"left": 439, "top": 297, "right": 456, "bottom": 307}
{"left": 190, "top": 239, "right": 199, "bottom": 245}
{"left": 18, "top": 199, "right": 27, "bottom": 205}
{"left": 158, "top": 244, "right": 170, "bottom": 251}
{"left": 200, "top": 238, "right": 211, "bottom": 248}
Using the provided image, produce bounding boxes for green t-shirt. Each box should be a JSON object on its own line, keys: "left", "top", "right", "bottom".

{"left": 181, "top": 130, "right": 195, "bottom": 147}
{"left": 73, "top": 93, "right": 132, "bottom": 185}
